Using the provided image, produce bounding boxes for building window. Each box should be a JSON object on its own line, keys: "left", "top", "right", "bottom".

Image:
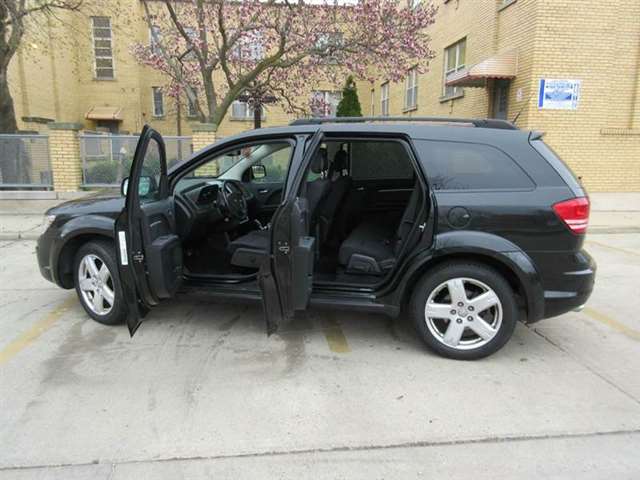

{"left": 315, "top": 32, "right": 343, "bottom": 64}
{"left": 311, "top": 90, "right": 342, "bottom": 117}
{"left": 231, "top": 31, "right": 264, "bottom": 61}
{"left": 152, "top": 87, "right": 164, "bottom": 117}
{"left": 186, "top": 95, "right": 198, "bottom": 118}
{"left": 150, "top": 25, "right": 162, "bottom": 55}
{"left": 231, "top": 100, "right": 265, "bottom": 120}
{"left": 91, "top": 17, "right": 114, "bottom": 79}
{"left": 405, "top": 68, "right": 418, "bottom": 110}
{"left": 443, "top": 38, "right": 466, "bottom": 98}
{"left": 381, "top": 82, "right": 389, "bottom": 116}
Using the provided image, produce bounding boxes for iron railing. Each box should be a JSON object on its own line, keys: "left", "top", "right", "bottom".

{"left": 79, "top": 134, "right": 193, "bottom": 187}
{"left": 0, "top": 134, "right": 52, "bottom": 189}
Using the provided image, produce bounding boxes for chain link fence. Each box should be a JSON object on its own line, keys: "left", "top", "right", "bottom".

{"left": 0, "top": 134, "right": 52, "bottom": 189}
{"left": 80, "top": 134, "right": 193, "bottom": 187}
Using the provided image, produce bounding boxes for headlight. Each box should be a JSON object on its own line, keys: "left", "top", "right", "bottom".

{"left": 42, "top": 214, "right": 56, "bottom": 230}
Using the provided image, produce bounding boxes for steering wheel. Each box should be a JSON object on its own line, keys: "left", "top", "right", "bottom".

{"left": 219, "top": 180, "right": 248, "bottom": 221}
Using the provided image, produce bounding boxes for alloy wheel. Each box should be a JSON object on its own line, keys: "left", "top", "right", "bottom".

{"left": 78, "top": 253, "right": 115, "bottom": 316}
{"left": 424, "top": 277, "right": 503, "bottom": 350}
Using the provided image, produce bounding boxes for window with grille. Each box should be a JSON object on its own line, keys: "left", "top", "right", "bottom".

{"left": 443, "top": 39, "right": 466, "bottom": 98}
{"left": 91, "top": 17, "right": 114, "bottom": 79}
{"left": 405, "top": 68, "right": 418, "bottom": 110}
{"left": 381, "top": 82, "right": 390, "bottom": 116}
{"left": 152, "top": 87, "right": 164, "bottom": 117}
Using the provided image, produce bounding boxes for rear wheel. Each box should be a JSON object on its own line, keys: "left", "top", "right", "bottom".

{"left": 73, "top": 240, "right": 126, "bottom": 325}
{"left": 411, "top": 262, "right": 518, "bottom": 360}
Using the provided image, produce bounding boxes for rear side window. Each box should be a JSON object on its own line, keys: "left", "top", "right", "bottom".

{"left": 416, "top": 140, "right": 534, "bottom": 191}
{"left": 350, "top": 141, "right": 414, "bottom": 180}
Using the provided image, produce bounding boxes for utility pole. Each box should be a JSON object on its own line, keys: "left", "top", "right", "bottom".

{"left": 239, "top": 83, "right": 277, "bottom": 129}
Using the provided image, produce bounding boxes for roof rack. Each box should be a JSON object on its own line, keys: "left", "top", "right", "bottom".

{"left": 289, "top": 116, "right": 518, "bottom": 130}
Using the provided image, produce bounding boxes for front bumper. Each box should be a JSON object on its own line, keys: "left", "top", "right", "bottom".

{"left": 36, "top": 231, "right": 55, "bottom": 283}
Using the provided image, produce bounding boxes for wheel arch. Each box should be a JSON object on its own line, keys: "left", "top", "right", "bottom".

{"left": 393, "top": 233, "right": 544, "bottom": 323}
{"left": 53, "top": 217, "right": 116, "bottom": 289}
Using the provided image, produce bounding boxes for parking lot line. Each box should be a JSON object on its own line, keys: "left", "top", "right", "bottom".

{"left": 321, "top": 318, "right": 351, "bottom": 353}
{"left": 583, "top": 307, "right": 640, "bottom": 342}
{"left": 0, "top": 296, "right": 76, "bottom": 366}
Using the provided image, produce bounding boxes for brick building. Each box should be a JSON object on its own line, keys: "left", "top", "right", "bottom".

{"left": 8, "top": 0, "right": 640, "bottom": 191}
{"left": 365, "top": 0, "right": 640, "bottom": 192}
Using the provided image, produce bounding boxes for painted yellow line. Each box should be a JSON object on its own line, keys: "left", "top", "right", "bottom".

{"left": 583, "top": 307, "right": 640, "bottom": 342}
{"left": 321, "top": 317, "right": 351, "bottom": 353}
{"left": 0, "top": 297, "right": 76, "bottom": 366}
{"left": 586, "top": 240, "right": 640, "bottom": 258}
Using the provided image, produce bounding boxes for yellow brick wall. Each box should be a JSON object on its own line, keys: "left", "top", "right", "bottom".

{"left": 8, "top": 0, "right": 639, "bottom": 191}
{"left": 48, "top": 125, "right": 83, "bottom": 192}
{"left": 369, "top": 0, "right": 640, "bottom": 192}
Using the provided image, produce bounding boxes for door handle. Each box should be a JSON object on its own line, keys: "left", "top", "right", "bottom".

{"left": 258, "top": 189, "right": 269, "bottom": 194}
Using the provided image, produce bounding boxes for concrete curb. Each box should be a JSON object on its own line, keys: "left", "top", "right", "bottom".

{"left": 0, "top": 232, "right": 42, "bottom": 241}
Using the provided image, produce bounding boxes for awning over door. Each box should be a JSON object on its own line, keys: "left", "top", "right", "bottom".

{"left": 85, "top": 106, "right": 123, "bottom": 121}
{"left": 445, "top": 49, "right": 518, "bottom": 88}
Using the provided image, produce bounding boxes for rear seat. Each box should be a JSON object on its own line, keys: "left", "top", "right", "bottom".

{"left": 338, "top": 184, "right": 421, "bottom": 275}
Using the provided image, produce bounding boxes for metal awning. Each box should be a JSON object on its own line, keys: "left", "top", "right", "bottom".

{"left": 85, "top": 106, "right": 123, "bottom": 121}
{"left": 446, "top": 49, "right": 518, "bottom": 88}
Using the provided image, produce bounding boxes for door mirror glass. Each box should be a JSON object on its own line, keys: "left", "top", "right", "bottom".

{"left": 120, "top": 176, "right": 156, "bottom": 197}
{"left": 251, "top": 164, "right": 267, "bottom": 180}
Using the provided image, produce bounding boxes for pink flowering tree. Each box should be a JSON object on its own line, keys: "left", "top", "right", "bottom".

{"left": 133, "top": 0, "right": 437, "bottom": 129}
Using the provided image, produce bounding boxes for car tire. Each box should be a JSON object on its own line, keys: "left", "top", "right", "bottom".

{"left": 73, "top": 240, "right": 127, "bottom": 326}
{"left": 411, "top": 262, "right": 518, "bottom": 360}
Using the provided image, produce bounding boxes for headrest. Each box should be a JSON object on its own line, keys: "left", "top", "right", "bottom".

{"left": 310, "top": 148, "right": 328, "bottom": 174}
{"left": 332, "top": 150, "right": 348, "bottom": 172}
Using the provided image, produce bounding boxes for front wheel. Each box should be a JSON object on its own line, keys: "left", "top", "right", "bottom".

{"left": 73, "top": 240, "right": 127, "bottom": 325}
{"left": 411, "top": 262, "right": 518, "bottom": 360}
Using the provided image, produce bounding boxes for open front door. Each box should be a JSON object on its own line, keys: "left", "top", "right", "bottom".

{"left": 258, "top": 131, "right": 323, "bottom": 334}
{"left": 115, "top": 125, "right": 183, "bottom": 336}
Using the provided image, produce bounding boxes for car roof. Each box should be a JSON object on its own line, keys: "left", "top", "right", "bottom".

{"left": 217, "top": 121, "right": 531, "bottom": 145}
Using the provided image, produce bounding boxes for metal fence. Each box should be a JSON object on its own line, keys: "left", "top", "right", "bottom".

{"left": 80, "top": 134, "right": 193, "bottom": 187}
{"left": 0, "top": 134, "right": 52, "bottom": 189}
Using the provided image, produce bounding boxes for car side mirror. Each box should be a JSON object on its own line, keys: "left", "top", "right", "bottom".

{"left": 120, "top": 176, "right": 155, "bottom": 197}
{"left": 251, "top": 164, "right": 267, "bottom": 180}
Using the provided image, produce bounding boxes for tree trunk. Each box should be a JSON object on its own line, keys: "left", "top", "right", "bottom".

{"left": 0, "top": 63, "right": 18, "bottom": 134}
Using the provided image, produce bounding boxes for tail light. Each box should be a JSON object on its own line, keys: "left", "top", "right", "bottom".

{"left": 553, "top": 197, "right": 590, "bottom": 234}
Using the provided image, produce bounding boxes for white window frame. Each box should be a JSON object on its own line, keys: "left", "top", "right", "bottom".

{"left": 149, "top": 25, "right": 162, "bottom": 55}
{"left": 405, "top": 68, "right": 418, "bottom": 110}
{"left": 443, "top": 39, "right": 466, "bottom": 98}
{"left": 152, "top": 87, "right": 164, "bottom": 117}
{"left": 231, "top": 100, "right": 265, "bottom": 121}
{"left": 380, "top": 82, "right": 389, "bottom": 116}
{"left": 91, "top": 16, "right": 115, "bottom": 80}
{"left": 311, "top": 90, "right": 342, "bottom": 117}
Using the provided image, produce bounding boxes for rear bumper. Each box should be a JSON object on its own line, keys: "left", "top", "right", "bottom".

{"left": 540, "top": 249, "right": 596, "bottom": 320}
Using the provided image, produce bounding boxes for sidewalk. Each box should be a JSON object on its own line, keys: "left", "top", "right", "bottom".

{"left": 0, "top": 192, "right": 638, "bottom": 240}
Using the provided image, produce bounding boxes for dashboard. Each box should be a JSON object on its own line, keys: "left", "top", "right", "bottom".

{"left": 174, "top": 179, "right": 254, "bottom": 241}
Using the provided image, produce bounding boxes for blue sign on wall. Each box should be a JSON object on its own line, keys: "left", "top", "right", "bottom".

{"left": 538, "top": 79, "right": 581, "bottom": 110}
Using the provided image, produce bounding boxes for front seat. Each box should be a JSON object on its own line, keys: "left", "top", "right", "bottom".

{"left": 338, "top": 184, "right": 421, "bottom": 275}
{"left": 228, "top": 149, "right": 330, "bottom": 269}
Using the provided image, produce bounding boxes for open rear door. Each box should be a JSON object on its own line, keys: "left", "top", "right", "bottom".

{"left": 258, "top": 131, "right": 323, "bottom": 333}
{"left": 115, "top": 125, "right": 183, "bottom": 336}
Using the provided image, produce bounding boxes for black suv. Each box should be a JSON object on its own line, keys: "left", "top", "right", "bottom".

{"left": 36, "top": 118, "right": 595, "bottom": 359}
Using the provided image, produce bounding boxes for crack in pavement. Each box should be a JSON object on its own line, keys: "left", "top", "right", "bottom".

{"left": 2, "top": 428, "right": 640, "bottom": 472}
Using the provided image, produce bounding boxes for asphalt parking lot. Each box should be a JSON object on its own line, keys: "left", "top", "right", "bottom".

{"left": 1, "top": 233, "right": 639, "bottom": 478}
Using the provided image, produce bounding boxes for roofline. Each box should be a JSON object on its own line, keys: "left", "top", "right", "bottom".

{"left": 290, "top": 116, "right": 518, "bottom": 130}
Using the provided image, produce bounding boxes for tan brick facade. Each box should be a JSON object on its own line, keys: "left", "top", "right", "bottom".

{"left": 8, "top": 0, "right": 639, "bottom": 191}
{"left": 367, "top": 0, "right": 640, "bottom": 192}
{"left": 48, "top": 123, "right": 83, "bottom": 192}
